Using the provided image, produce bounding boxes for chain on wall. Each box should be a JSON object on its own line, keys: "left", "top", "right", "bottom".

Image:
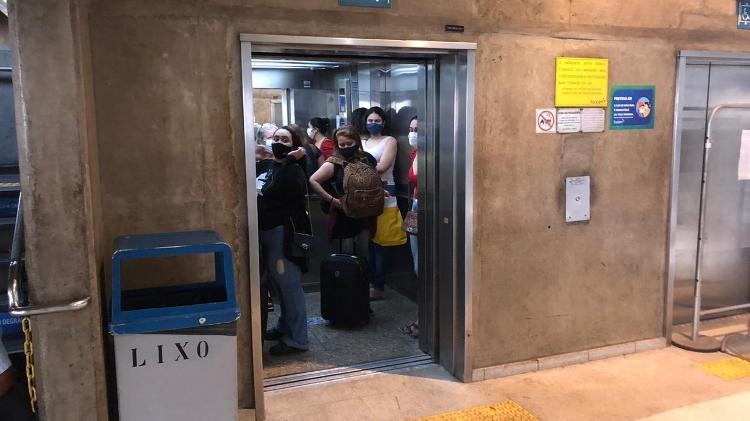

{"left": 22, "top": 317, "right": 37, "bottom": 414}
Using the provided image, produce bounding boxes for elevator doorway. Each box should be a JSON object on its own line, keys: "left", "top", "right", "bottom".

{"left": 255, "top": 56, "right": 428, "bottom": 380}
{"left": 670, "top": 52, "right": 750, "bottom": 329}
{"left": 240, "top": 36, "right": 475, "bottom": 416}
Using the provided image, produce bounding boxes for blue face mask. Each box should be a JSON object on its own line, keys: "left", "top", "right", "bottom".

{"left": 367, "top": 123, "right": 383, "bottom": 135}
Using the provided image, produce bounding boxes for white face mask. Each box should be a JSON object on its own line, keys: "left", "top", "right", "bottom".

{"left": 264, "top": 138, "right": 274, "bottom": 151}
{"left": 408, "top": 132, "right": 418, "bottom": 148}
{"left": 307, "top": 128, "right": 315, "bottom": 138}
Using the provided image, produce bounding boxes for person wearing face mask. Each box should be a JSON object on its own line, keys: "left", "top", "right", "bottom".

{"left": 308, "top": 117, "right": 334, "bottom": 161}
{"left": 361, "top": 106, "right": 405, "bottom": 301}
{"left": 407, "top": 116, "right": 419, "bottom": 274}
{"left": 257, "top": 127, "right": 312, "bottom": 356}
{"left": 256, "top": 123, "right": 278, "bottom": 161}
{"left": 309, "top": 126, "right": 378, "bottom": 265}
{"left": 399, "top": 116, "right": 421, "bottom": 339}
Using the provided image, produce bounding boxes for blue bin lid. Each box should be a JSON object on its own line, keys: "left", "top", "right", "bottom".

{"left": 109, "top": 230, "right": 240, "bottom": 335}
{"left": 113, "top": 230, "right": 229, "bottom": 258}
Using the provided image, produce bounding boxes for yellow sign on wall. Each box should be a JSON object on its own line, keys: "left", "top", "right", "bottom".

{"left": 555, "top": 57, "right": 609, "bottom": 107}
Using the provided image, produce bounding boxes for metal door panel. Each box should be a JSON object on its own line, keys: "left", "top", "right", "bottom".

{"left": 437, "top": 53, "right": 457, "bottom": 372}
{"left": 419, "top": 60, "right": 437, "bottom": 354}
{"left": 673, "top": 63, "right": 750, "bottom": 324}
{"left": 702, "top": 64, "right": 750, "bottom": 313}
{"left": 290, "top": 88, "right": 337, "bottom": 128}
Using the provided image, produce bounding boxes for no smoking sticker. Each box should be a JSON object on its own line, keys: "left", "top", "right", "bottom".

{"left": 536, "top": 108, "right": 557, "bottom": 133}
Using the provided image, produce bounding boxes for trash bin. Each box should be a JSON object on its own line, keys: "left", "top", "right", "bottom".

{"left": 109, "top": 230, "right": 240, "bottom": 421}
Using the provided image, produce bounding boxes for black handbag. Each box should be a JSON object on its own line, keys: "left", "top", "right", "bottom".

{"left": 289, "top": 217, "right": 314, "bottom": 259}
{"left": 289, "top": 189, "right": 315, "bottom": 259}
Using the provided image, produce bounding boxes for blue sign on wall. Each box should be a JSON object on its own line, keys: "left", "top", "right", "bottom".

{"left": 740, "top": 1, "right": 750, "bottom": 30}
{"left": 610, "top": 85, "right": 656, "bottom": 130}
{"left": 1, "top": 312, "right": 22, "bottom": 337}
{"left": 339, "top": 0, "right": 391, "bottom": 8}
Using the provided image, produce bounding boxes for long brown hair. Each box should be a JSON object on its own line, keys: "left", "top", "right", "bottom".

{"left": 276, "top": 125, "right": 303, "bottom": 148}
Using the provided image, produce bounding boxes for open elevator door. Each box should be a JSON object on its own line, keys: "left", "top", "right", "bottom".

{"left": 239, "top": 35, "right": 475, "bottom": 418}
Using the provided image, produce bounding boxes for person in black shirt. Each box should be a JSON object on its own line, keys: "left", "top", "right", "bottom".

{"left": 258, "top": 127, "right": 311, "bottom": 356}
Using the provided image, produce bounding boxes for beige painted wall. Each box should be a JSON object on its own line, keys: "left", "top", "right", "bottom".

{"left": 253, "top": 88, "right": 283, "bottom": 126}
{"left": 82, "top": 1, "right": 750, "bottom": 408}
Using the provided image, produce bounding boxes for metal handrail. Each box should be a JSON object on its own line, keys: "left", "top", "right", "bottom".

{"left": 691, "top": 103, "right": 750, "bottom": 341}
{"left": 6, "top": 192, "right": 91, "bottom": 316}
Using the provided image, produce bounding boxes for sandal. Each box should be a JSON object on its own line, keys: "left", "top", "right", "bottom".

{"left": 399, "top": 321, "right": 419, "bottom": 338}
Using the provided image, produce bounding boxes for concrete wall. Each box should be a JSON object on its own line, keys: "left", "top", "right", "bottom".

{"left": 11, "top": 0, "right": 108, "bottom": 419}
{"left": 473, "top": 34, "right": 675, "bottom": 366}
{"left": 85, "top": 0, "right": 750, "bottom": 365}
{"left": 16, "top": 0, "right": 750, "bottom": 416}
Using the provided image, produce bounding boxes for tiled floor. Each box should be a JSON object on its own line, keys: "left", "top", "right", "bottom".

{"left": 263, "top": 287, "right": 420, "bottom": 379}
{"left": 245, "top": 347, "right": 750, "bottom": 420}
{"left": 239, "top": 315, "right": 750, "bottom": 420}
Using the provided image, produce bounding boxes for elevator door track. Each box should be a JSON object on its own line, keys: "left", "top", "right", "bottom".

{"left": 263, "top": 353, "right": 434, "bottom": 391}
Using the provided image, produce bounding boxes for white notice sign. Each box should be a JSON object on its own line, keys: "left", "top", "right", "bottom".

{"left": 536, "top": 108, "right": 557, "bottom": 134}
{"left": 557, "top": 109, "right": 582, "bottom": 133}
{"left": 739, "top": 130, "right": 750, "bottom": 180}
{"left": 581, "top": 108, "right": 606, "bottom": 133}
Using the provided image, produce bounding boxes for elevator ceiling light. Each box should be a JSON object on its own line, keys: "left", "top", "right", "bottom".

{"left": 252, "top": 59, "right": 342, "bottom": 70}
{"left": 391, "top": 65, "right": 421, "bottom": 76}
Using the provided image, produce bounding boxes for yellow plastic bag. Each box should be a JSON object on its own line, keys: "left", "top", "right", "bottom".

{"left": 373, "top": 206, "right": 408, "bottom": 246}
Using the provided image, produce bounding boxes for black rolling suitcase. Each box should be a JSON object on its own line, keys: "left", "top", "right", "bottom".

{"left": 320, "top": 251, "right": 370, "bottom": 327}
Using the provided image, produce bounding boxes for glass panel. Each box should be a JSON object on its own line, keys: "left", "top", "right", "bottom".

{"left": 673, "top": 64, "right": 709, "bottom": 323}
{"left": 701, "top": 64, "right": 750, "bottom": 314}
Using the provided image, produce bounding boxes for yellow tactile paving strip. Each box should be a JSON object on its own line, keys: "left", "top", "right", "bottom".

{"left": 411, "top": 400, "right": 539, "bottom": 421}
{"left": 699, "top": 356, "right": 750, "bottom": 380}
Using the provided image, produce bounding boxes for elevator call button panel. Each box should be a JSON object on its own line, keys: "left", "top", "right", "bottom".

{"left": 566, "top": 176, "right": 590, "bottom": 223}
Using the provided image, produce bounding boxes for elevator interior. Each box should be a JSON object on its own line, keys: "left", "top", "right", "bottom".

{"left": 672, "top": 53, "right": 750, "bottom": 326}
{"left": 252, "top": 56, "right": 428, "bottom": 379}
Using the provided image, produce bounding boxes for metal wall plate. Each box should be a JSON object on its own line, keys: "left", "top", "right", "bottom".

{"left": 566, "top": 176, "right": 590, "bottom": 222}
{"left": 339, "top": 0, "right": 390, "bottom": 8}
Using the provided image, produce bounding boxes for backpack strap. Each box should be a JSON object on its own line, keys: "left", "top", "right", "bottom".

{"left": 326, "top": 155, "right": 345, "bottom": 166}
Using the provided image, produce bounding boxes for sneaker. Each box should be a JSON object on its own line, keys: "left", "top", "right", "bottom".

{"left": 264, "top": 329, "right": 283, "bottom": 341}
{"left": 269, "top": 342, "right": 307, "bottom": 356}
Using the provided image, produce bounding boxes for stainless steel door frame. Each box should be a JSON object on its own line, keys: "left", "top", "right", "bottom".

{"left": 668, "top": 51, "right": 750, "bottom": 343}
{"left": 420, "top": 60, "right": 437, "bottom": 355}
{"left": 666, "top": 55, "right": 688, "bottom": 342}
{"left": 434, "top": 51, "right": 473, "bottom": 376}
{"left": 240, "top": 35, "right": 476, "bottom": 419}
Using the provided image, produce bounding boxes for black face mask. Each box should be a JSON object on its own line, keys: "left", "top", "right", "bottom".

{"left": 339, "top": 146, "right": 357, "bottom": 159}
{"left": 271, "top": 142, "right": 292, "bottom": 159}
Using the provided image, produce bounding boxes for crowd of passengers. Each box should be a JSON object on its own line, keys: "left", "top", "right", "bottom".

{"left": 254, "top": 107, "right": 420, "bottom": 356}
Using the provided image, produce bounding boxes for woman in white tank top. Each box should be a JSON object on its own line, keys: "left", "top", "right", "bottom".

{"left": 362, "top": 109, "right": 397, "bottom": 189}
{"left": 361, "top": 106, "right": 400, "bottom": 300}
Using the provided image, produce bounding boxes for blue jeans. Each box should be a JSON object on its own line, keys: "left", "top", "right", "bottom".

{"left": 260, "top": 225, "right": 308, "bottom": 349}
{"left": 369, "top": 242, "right": 390, "bottom": 291}
{"left": 370, "top": 184, "right": 397, "bottom": 291}
{"left": 409, "top": 199, "right": 418, "bottom": 275}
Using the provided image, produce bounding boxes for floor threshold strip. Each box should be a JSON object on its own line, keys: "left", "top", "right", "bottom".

{"left": 264, "top": 353, "right": 434, "bottom": 391}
